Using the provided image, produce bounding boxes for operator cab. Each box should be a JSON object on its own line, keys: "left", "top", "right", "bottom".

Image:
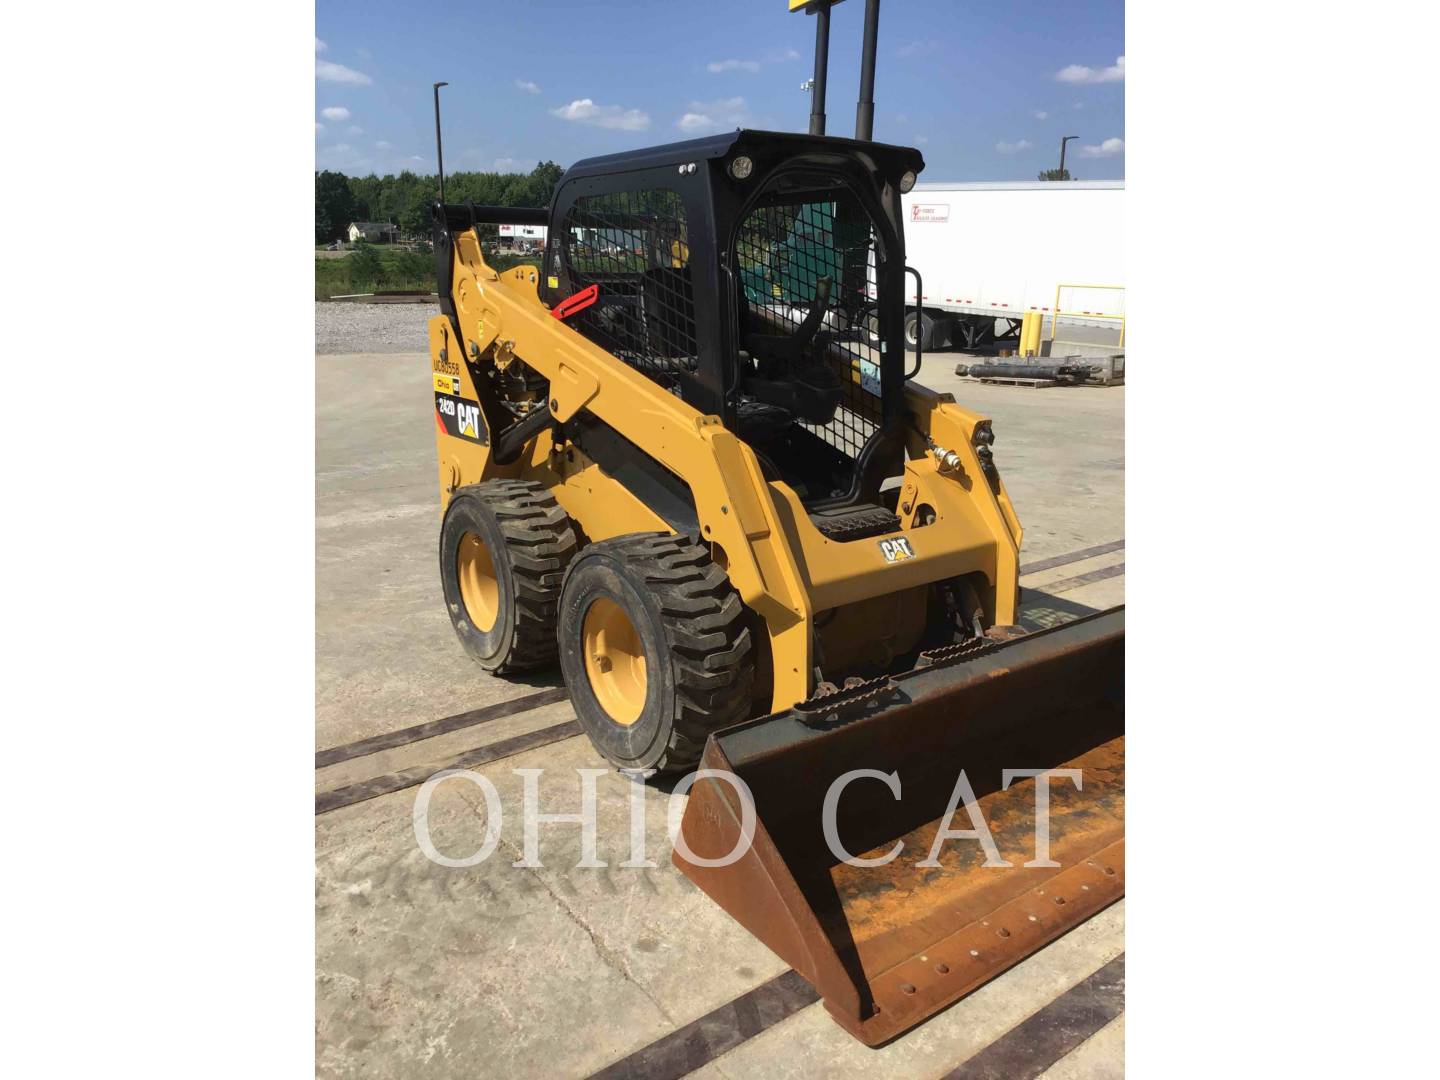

{"left": 540, "top": 130, "right": 923, "bottom": 522}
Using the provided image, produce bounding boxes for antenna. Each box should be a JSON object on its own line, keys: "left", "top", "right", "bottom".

{"left": 432, "top": 81, "right": 449, "bottom": 202}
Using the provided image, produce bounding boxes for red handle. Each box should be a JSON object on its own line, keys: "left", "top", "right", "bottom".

{"left": 551, "top": 283, "right": 598, "bottom": 320}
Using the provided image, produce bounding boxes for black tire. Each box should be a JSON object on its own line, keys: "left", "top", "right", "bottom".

{"left": 440, "top": 479, "right": 578, "bottom": 673}
{"left": 557, "top": 533, "right": 754, "bottom": 773}
{"left": 904, "top": 310, "right": 937, "bottom": 351}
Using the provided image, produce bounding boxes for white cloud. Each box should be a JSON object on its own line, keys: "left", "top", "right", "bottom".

{"left": 1055, "top": 55, "right": 1124, "bottom": 85}
{"left": 896, "top": 40, "right": 939, "bottom": 58}
{"left": 494, "top": 157, "right": 536, "bottom": 172}
{"left": 315, "top": 37, "right": 326, "bottom": 53}
{"left": 1079, "top": 137, "right": 1125, "bottom": 158}
{"left": 515, "top": 79, "right": 541, "bottom": 94}
{"left": 1033, "top": 110, "right": 1050, "bottom": 120}
{"left": 895, "top": 113, "right": 909, "bottom": 125}
{"left": 710, "top": 49, "right": 798, "bottom": 73}
{"left": 374, "top": 140, "right": 391, "bottom": 151}
{"left": 317, "top": 59, "right": 372, "bottom": 85}
{"left": 347, "top": 125, "right": 364, "bottom": 136}
{"left": 914, "top": 135, "right": 929, "bottom": 145}
{"left": 996, "top": 139, "right": 1034, "bottom": 154}
{"left": 707, "top": 58, "right": 762, "bottom": 74}
{"left": 676, "top": 97, "right": 750, "bottom": 134}
{"left": 551, "top": 98, "right": 651, "bottom": 131}
{"left": 321, "top": 106, "right": 351, "bottom": 121}
{"left": 329, "top": 143, "right": 351, "bottom": 154}
{"left": 315, "top": 122, "right": 324, "bottom": 135}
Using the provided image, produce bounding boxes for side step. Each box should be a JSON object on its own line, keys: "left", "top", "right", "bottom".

{"left": 808, "top": 503, "right": 901, "bottom": 542}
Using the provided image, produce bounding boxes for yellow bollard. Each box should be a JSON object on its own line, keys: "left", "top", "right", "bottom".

{"left": 1019, "top": 311, "right": 1042, "bottom": 357}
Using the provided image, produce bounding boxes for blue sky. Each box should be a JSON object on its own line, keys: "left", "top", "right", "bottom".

{"left": 315, "top": 0, "right": 1124, "bottom": 181}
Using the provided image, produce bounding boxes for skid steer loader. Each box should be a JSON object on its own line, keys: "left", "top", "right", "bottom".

{"left": 424, "top": 10, "right": 1122, "bottom": 1042}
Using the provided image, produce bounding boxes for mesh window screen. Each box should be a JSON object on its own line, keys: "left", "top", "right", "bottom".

{"left": 735, "top": 189, "right": 882, "bottom": 461}
{"left": 559, "top": 189, "right": 697, "bottom": 391}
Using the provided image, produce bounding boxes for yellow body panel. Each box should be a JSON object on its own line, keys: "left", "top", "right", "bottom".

{"left": 430, "top": 242, "right": 1022, "bottom": 711}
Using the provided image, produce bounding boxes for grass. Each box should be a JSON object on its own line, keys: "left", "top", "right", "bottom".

{"left": 316, "top": 245, "right": 543, "bottom": 299}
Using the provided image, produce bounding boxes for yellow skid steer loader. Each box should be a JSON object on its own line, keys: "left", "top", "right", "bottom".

{"left": 425, "top": 106, "right": 1123, "bottom": 1044}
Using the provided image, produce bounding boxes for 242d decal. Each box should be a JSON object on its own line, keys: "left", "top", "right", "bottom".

{"left": 435, "top": 392, "right": 486, "bottom": 444}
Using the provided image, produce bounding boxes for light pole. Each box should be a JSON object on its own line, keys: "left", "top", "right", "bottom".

{"left": 808, "top": 1, "right": 832, "bottom": 135}
{"left": 1059, "top": 135, "right": 1078, "bottom": 179}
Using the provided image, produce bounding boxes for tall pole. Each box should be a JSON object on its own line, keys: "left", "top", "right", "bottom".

{"left": 809, "top": 2, "right": 831, "bottom": 136}
{"left": 433, "top": 81, "right": 449, "bottom": 202}
{"left": 855, "top": 0, "right": 881, "bottom": 141}
{"left": 1059, "top": 135, "right": 1078, "bottom": 179}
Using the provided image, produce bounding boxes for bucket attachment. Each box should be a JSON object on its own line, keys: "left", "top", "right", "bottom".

{"left": 674, "top": 607, "right": 1124, "bottom": 1046}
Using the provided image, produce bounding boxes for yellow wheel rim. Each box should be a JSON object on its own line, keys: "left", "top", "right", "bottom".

{"left": 582, "top": 597, "right": 647, "bottom": 726}
{"left": 456, "top": 533, "right": 499, "bottom": 633}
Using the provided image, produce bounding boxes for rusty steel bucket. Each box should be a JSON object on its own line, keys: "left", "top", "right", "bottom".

{"left": 674, "top": 607, "right": 1124, "bottom": 1046}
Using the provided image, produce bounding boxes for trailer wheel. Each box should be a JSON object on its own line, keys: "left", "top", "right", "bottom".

{"left": 557, "top": 533, "right": 754, "bottom": 773}
{"left": 440, "top": 480, "right": 578, "bottom": 673}
{"left": 904, "top": 310, "right": 936, "bottom": 351}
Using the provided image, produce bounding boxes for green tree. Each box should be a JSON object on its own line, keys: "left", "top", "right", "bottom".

{"left": 531, "top": 161, "right": 564, "bottom": 199}
{"left": 347, "top": 243, "right": 384, "bottom": 287}
{"left": 348, "top": 174, "right": 383, "bottom": 222}
{"left": 315, "top": 170, "right": 356, "bottom": 243}
{"left": 399, "top": 184, "right": 436, "bottom": 237}
{"left": 1037, "top": 168, "right": 1074, "bottom": 181}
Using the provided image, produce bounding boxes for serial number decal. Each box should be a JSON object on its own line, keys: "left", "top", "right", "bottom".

{"left": 878, "top": 536, "right": 916, "bottom": 563}
{"left": 433, "top": 372, "right": 462, "bottom": 395}
{"left": 432, "top": 350, "right": 462, "bottom": 377}
{"left": 435, "top": 392, "right": 487, "bottom": 444}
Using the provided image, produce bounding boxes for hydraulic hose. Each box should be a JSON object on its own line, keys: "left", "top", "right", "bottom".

{"left": 491, "top": 404, "right": 553, "bottom": 465}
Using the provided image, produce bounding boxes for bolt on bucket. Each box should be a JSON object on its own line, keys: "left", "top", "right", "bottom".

{"left": 674, "top": 607, "right": 1124, "bottom": 1046}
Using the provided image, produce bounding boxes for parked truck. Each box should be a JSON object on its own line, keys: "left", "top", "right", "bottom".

{"left": 900, "top": 180, "right": 1124, "bottom": 351}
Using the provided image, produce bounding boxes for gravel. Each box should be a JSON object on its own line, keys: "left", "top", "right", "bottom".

{"left": 315, "top": 300, "right": 434, "bottom": 354}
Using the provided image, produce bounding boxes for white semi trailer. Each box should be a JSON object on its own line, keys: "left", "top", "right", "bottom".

{"left": 900, "top": 181, "right": 1124, "bottom": 351}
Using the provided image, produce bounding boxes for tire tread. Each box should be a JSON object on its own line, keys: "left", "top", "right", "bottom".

{"left": 457, "top": 479, "right": 577, "bottom": 673}
{"left": 577, "top": 532, "right": 754, "bottom": 772}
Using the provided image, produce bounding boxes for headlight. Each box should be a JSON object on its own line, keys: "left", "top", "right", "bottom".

{"left": 729, "top": 155, "right": 754, "bottom": 180}
{"left": 899, "top": 170, "right": 917, "bottom": 193}
{"left": 972, "top": 421, "right": 995, "bottom": 447}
